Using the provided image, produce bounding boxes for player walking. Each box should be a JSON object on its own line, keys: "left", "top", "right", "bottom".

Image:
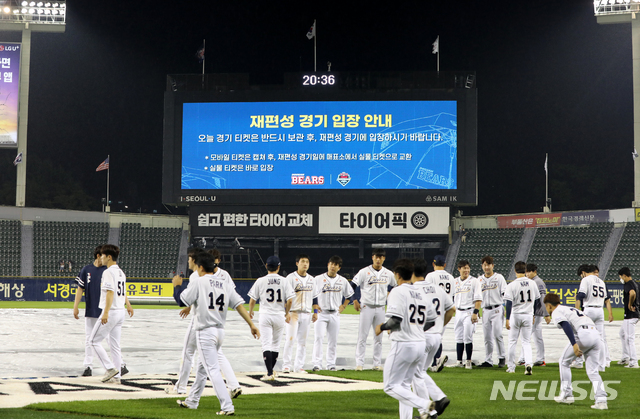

{"left": 504, "top": 261, "right": 541, "bottom": 375}
{"left": 452, "top": 259, "right": 483, "bottom": 369}
{"left": 173, "top": 252, "right": 260, "bottom": 414}
{"left": 411, "top": 258, "right": 455, "bottom": 416}
{"left": 478, "top": 256, "right": 507, "bottom": 368}
{"left": 618, "top": 267, "right": 639, "bottom": 368}
{"left": 375, "top": 259, "right": 438, "bottom": 419}
{"left": 576, "top": 264, "right": 613, "bottom": 369}
{"left": 88, "top": 244, "right": 134, "bottom": 383}
{"left": 517, "top": 263, "right": 551, "bottom": 366}
{"left": 351, "top": 248, "right": 397, "bottom": 370}
{"left": 282, "top": 254, "right": 316, "bottom": 373}
{"left": 544, "top": 293, "right": 608, "bottom": 410}
{"left": 311, "top": 255, "right": 354, "bottom": 371}
{"left": 248, "top": 256, "right": 294, "bottom": 380}
{"left": 424, "top": 255, "right": 455, "bottom": 369}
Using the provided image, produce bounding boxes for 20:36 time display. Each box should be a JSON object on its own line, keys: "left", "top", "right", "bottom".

{"left": 302, "top": 74, "right": 335, "bottom": 86}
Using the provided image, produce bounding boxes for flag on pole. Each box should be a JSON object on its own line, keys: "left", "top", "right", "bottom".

{"left": 432, "top": 36, "right": 439, "bottom": 54}
{"left": 96, "top": 157, "right": 109, "bottom": 172}
{"left": 544, "top": 155, "right": 548, "bottom": 173}
{"left": 195, "top": 44, "right": 205, "bottom": 63}
{"left": 306, "top": 21, "right": 316, "bottom": 40}
{"left": 633, "top": 148, "right": 639, "bottom": 160}
{"left": 13, "top": 152, "right": 22, "bottom": 166}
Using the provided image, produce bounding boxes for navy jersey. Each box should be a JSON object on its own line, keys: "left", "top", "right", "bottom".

{"left": 75, "top": 264, "right": 106, "bottom": 318}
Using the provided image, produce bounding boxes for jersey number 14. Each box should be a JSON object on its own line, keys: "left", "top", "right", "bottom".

{"left": 208, "top": 293, "right": 225, "bottom": 311}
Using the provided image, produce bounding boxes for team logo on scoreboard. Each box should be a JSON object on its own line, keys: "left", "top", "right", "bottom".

{"left": 291, "top": 174, "right": 325, "bottom": 185}
{"left": 337, "top": 172, "right": 351, "bottom": 187}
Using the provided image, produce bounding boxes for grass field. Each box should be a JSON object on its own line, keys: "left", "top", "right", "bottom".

{"left": 0, "top": 301, "right": 626, "bottom": 319}
{"left": 3, "top": 365, "right": 638, "bottom": 418}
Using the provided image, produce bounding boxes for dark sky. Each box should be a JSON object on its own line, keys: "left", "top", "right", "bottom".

{"left": 0, "top": 0, "right": 633, "bottom": 215}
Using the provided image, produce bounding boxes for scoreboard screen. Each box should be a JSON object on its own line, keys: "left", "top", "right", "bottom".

{"left": 163, "top": 72, "right": 477, "bottom": 206}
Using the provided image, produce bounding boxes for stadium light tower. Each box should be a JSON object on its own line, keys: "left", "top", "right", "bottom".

{"left": 0, "top": 1, "right": 66, "bottom": 207}
{"left": 594, "top": 0, "right": 640, "bottom": 207}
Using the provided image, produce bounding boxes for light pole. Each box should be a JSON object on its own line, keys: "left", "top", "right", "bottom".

{"left": 0, "top": 1, "right": 66, "bottom": 207}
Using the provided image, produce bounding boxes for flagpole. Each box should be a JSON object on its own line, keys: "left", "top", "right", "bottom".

{"left": 106, "top": 154, "right": 110, "bottom": 213}
{"left": 314, "top": 20, "right": 317, "bottom": 72}
{"left": 545, "top": 153, "right": 549, "bottom": 213}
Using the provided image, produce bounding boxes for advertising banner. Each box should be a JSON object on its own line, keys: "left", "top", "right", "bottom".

{"left": 497, "top": 213, "right": 562, "bottom": 229}
{"left": 0, "top": 42, "right": 21, "bottom": 148}
{"left": 318, "top": 206, "right": 449, "bottom": 235}
{"left": 561, "top": 210, "right": 609, "bottom": 226}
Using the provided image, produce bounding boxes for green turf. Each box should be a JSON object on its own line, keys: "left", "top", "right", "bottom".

{"left": 14, "top": 363, "right": 639, "bottom": 418}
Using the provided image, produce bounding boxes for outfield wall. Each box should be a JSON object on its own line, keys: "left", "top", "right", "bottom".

{"left": 0, "top": 277, "right": 628, "bottom": 308}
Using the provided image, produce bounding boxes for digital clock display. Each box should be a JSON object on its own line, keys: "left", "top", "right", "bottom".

{"left": 302, "top": 74, "right": 335, "bottom": 86}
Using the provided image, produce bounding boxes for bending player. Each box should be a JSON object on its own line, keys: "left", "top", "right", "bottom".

{"left": 352, "top": 248, "right": 397, "bottom": 370}
{"left": 282, "top": 254, "right": 316, "bottom": 373}
{"left": 411, "top": 258, "right": 455, "bottom": 416}
{"left": 544, "top": 293, "right": 608, "bottom": 410}
{"left": 248, "top": 256, "right": 294, "bottom": 380}
{"left": 479, "top": 256, "right": 507, "bottom": 368}
{"left": 424, "top": 255, "right": 455, "bottom": 370}
{"left": 88, "top": 244, "right": 134, "bottom": 383}
{"left": 312, "top": 255, "right": 354, "bottom": 371}
{"left": 452, "top": 259, "right": 482, "bottom": 369}
{"left": 375, "top": 259, "right": 438, "bottom": 419}
{"left": 172, "top": 252, "right": 259, "bottom": 414}
{"left": 504, "top": 261, "right": 541, "bottom": 375}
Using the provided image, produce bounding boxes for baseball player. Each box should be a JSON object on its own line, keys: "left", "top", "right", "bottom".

{"left": 248, "top": 255, "right": 295, "bottom": 380}
{"left": 504, "top": 261, "right": 541, "bottom": 375}
{"left": 478, "top": 255, "right": 507, "bottom": 368}
{"left": 312, "top": 255, "right": 354, "bottom": 371}
{"left": 452, "top": 259, "right": 483, "bottom": 369}
{"left": 424, "top": 255, "right": 455, "bottom": 369}
{"left": 517, "top": 263, "right": 551, "bottom": 366}
{"left": 166, "top": 248, "right": 243, "bottom": 398}
{"left": 351, "top": 248, "right": 397, "bottom": 370}
{"left": 375, "top": 259, "right": 438, "bottom": 419}
{"left": 544, "top": 292, "right": 608, "bottom": 410}
{"left": 576, "top": 264, "right": 613, "bottom": 369}
{"left": 173, "top": 252, "right": 260, "bottom": 414}
{"left": 88, "top": 244, "right": 134, "bottom": 383}
{"left": 282, "top": 254, "right": 316, "bottom": 373}
{"left": 411, "top": 258, "right": 455, "bottom": 416}
{"left": 618, "top": 267, "right": 639, "bottom": 368}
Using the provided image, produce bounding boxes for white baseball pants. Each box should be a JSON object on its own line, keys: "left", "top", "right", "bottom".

{"left": 620, "top": 318, "right": 638, "bottom": 364}
{"left": 282, "top": 311, "right": 311, "bottom": 371}
{"left": 482, "top": 306, "right": 505, "bottom": 363}
{"left": 259, "top": 312, "right": 286, "bottom": 352}
{"left": 507, "top": 313, "right": 532, "bottom": 369}
{"left": 184, "top": 327, "right": 234, "bottom": 412}
{"left": 454, "top": 310, "right": 475, "bottom": 344}
{"left": 383, "top": 340, "right": 430, "bottom": 419}
{"left": 84, "top": 317, "right": 99, "bottom": 368}
{"left": 584, "top": 307, "right": 610, "bottom": 368}
{"left": 409, "top": 333, "right": 446, "bottom": 410}
{"left": 355, "top": 305, "right": 386, "bottom": 368}
{"left": 89, "top": 309, "right": 125, "bottom": 377}
{"left": 558, "top": 326, "right": 607, "bottom": 404}
{"left": 312, "top": 311, "right": 340, "bottom": 369}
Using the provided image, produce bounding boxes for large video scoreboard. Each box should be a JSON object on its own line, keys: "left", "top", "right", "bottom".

{"left": 163, "top": 72, "right": 477, "bottom": 206}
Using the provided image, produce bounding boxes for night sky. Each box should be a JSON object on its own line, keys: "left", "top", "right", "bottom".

{"left": 0, "top": 0, "right": 633, "bottom": 216}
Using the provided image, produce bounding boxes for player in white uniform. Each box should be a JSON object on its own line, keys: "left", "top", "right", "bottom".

{"left": 544, "top": 293, "right": 608, "bottom": 410}
{"left": 618, "top": 267, "right": 639, "bottom": 367}
{"left": 517, "top": 263, "right": 551, "bottom": 367}
{"left": 352, "top": 248, "right": 397, "bottom": 370}
{"left": 375, "top": 259, "right": 438, "bottom": 419}
{"left": 424, "top": 255, "right": 455, "bottom": 370}
{"left": 248, "top": 255, "right": 294, "bottom": 380}
{"left": 88, "top": 244, "right": 134, "bottom": 383}
{"left": 282, "top": 254, "right": 316, "bottom": 373}
{"left": 166, "top": 248, "right": 243, "bottom": 397}
{"left": 452, "top": 259, "right": 483, "bottom": 369}
{"left": 312, "top": 255, "right": 354, "bottom": 371}
{"left": 173, "top": 252, "right": 259, "bottom": 414}
{"left": 576, "top": 264, "right": 613, "bottom": 370}
{"left": 411, "top": 258, "right": 456, "bottom": 416}
{"left": 479, "top": 256, "right": 507, "bottom": 368}
{"left": 504, "top": 261, "right": 541, "bottom": 375}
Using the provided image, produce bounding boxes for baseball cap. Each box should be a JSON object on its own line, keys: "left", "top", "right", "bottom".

{"left": 434, "top": 255, "right": 446, "bottom": 266}
{"left": 266, "top": 256, "right": 281, "bottom": 267}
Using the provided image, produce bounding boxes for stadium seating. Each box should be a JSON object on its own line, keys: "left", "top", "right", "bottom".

{"left": 606, "top": 222, "right": 640, "bottom": 280}
{"left": 527, "top": 222, "right": 613, "bottom": 281}
{"left": 0, "top": 219, "right": 22, "bottom": 276}
{"left": 118, "top": 223, "right": 182, "bottom": 278}
{"left": 456, "top": 228, "right": 524, "bottom": 276}
{"left": 32, "top": 221, "right": 110, "bottom": 277}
